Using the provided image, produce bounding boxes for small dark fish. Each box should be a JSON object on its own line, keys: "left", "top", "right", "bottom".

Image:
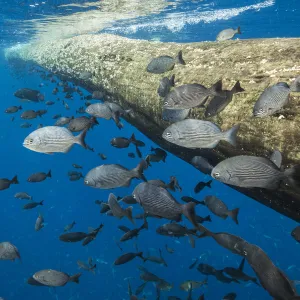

{"left": 0, "top": 242, "right": 21, "bottom": 261}
{"left": 120, "top": 195, "right": 137, "bottom": 204}
{"left": 150, "top": 147, "right": 167, "bottom": 162}
{"left": 35, "top": 213, "right": 44, "bottom": 231}
{"left": 72, "top": 164, "right": 82, "bottom": 169}
{"left": 5, "top": 106, "right": 22, "bottom": 113}
{"left": 46, "top": 101, "right": 55, "bottom": 106}
{"left": 14, "top": 88, "right": 42, "bottom": 102}
{"left": 21, "top": 110, "right": 43, "bottom": 120}
{"left": 108, "top": 193, "right": 134, "bottom": 224}
{"left": 113, "top": 252, "right": 145, "bottom": 265}
{"left": 98, "top": 153, "right": 107, "bottom": 160}
{"left": 20, "top": 122, "right": 32, "bottom": 128}
{"left": 162, "top": 108, "right": 190, "bottom": 123}
{"left": 197, "top": 263, "right": 217, "bottom": 276}
{"left": 215, "top": 271, "right": 240, "bottom": 284}
{"left": 0, "top": 176, "right": 19, "bottom": 191}
{"left": 69, "top": 173, "right": 83, "bottom": 181}
{"left": 68, "top": 116, "right": 98, "bottom": 132}
{"left": 64, "top": 221, "right": 76, "bottom": 232}
{"left": 135, "top": 146, "right": 142, "bottom": 158}
{"left": 191, "top": 156, "right": 213, "bottom": 174}
{"left": 156, "top": 223, "right": 198, "bottom": 238}
{"left": 195, "top": 215, "right": 212, "bottom": 224}
{"left": 118, "top": 225, "right": 131, "bottom": 233}
{"left": 223, "top": 292, "right": 237, "bottom": 300}
{"left": 135, "top": 281, "right": 148, "bottom": 296}
{"left": 194, "top": 180, "right": 212, "bottom": 194}
{"left": 165, "top": 244, "right": 175, "bottom": 254}
{"left": 82, "top": 224, "right": 104, "bottom": 246}
{"left": 33, "top": 269, "right": 81, "bottom": 287}
{"left": 14, "top": 192, "right": 32, "bottom": 200}
{"left": 180, "top": 278, "right": 208, "bottom": 291}
{"left": 36, "top": 109, "right": 47, "bottom": 117}
{"left": 128, "top": 152, "right": 135, "bottom": 158}
{"left": 144, "top": 249, "right": 167, "bottom": 267}
{"left": 52, "top": 114, "right": 62, "bottom": 119}
{"left": 23, "top": 200, "right": 44, "bottom": 210}
{"left": 181, "top": 196, "right": 205, "bottom": 206}
{"left": 156, "top": 279, "right": 173, "bottom": 291}
{"left": 27, "top": 170, "right": 51, "bottom": 183}
{"left": 77, "top": 260, "right": 96, "bottom": 274}
{"left": 110, "top": 134, "right": 139, "bottom": 148}
{"left": 204, "top": 195, "right": 239, "bottom": 224}
{"left": 147, "top": 51, "right": 185, "bottom": 74}
{"left": 52, "top": 88, "right": 59, "bottom": 95}
{"left": 138, "top": 266, "right": 161, "bottom": 282}
{"left": 291, "top": 226, "right": 300, "bottom": 243}
{"left": 59, "top": 232, "right": 89, "bottom": 243}
{"left": 205, "top": 81, "right": 244, "bottom": 117}
{"left": 217, "top": 27, "right": 241, "bottom": 41}
{"left": 189, "top": 258, "right": 198, "bottom": 269}
{"left": 158, "top": 74, "right": 175, "bottom": 97}
{"left": 76, "top": 107, "right": 86, "bottom": 114}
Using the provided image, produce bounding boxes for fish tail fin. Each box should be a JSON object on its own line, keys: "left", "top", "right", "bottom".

{"left": 132, "top": 160, "right": 148, "bottom": 181}
{"left": 223, "top": 124, "right": 240, "bottom": 146}
{"left": 125, "top": 206, "right": 135, "bottom": 224}
{"left": 237, "top": 26, "right": 241, "bottom": 34}
{"left": 231, "top": 81, "right": 245, "bottom": 93}
{"left": 228, "top": 207, "right": 239, "bottom": 224}
{"left": 175, "top": 50, "right": 186, "bottom": 65}
{"left": 169, "top": 74, "right": 175, "bottom": 87}
{"left": 137, "top": 252, "right": 146, "bottom": 262}
{"left": 238, "top": 258, "right": 245, "bottom": 271}
{"left": 209, "top": 80, "right": 223, "bottom": 97}
{"left": 205, "top": 215, "right": 212, "bottom": 222}
{"left": 39, "top": 200, "right": 44, "bottom": 205}
{"left": 129, "top": 133, "right": 137, "bottom": 144}
{"left": 91, "top": 116, "right": 99, "bottom": 125}
{"left": 166, "top": 178, "right": 176, "bottom": 191}
{"left": 145, "top": 155, "right": 152, "bottom": 167}
{"left": 11, "top": 175, "right": 19, "bottom": 184}
{"left": 69, "top": 273, "right": 81, "bottom": 284}
{"left": 46, "top": 170, "right": 51, "bottom": 178}
{"left": 284, "top": 165, "right": 300, "bottom": 189}
{"left": 75, "top": 129, "right": 88, "bottom": 149}
{"left": 182, "top": 202, "right": 207, "bottom": 232}
{"left": 206, "top": 180, "right": 212, "bottom": 188}
{"left": 252, "top": 277, "right": 260, "bottom": 286}
{"left": 141, "top": 216, "right": 148, "bottom": 230}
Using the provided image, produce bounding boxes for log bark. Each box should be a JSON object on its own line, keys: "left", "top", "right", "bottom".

{"left": 5, "top": 34, "right": 300, "bottom": 222}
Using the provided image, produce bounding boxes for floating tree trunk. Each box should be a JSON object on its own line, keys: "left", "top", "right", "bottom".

{"left": 5, "top": 34, "right": 300, "bottom": 222}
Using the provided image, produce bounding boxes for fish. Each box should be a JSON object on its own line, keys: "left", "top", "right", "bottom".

{"left": 27, "top": 277, "right": 46, "bottom": 286}
{"left": 64, "top": 221, "right": 76, "bottom": 232}
{"left": 162, "top": 119, "right": 240, "bottom": 149}
{"left": 68, "top": 116, "right": 98, "bottom": 132}
{"left": 14, "top": 192, "right": 32, "bottom": 200}
{"left": 180, "top": 278, "right": 208, "bottom": 291}
{"left": 205, "top": 81, "right": 245, "bottom": 117}
{"left": 158, "top": 75, "right": 175, "bottom": 97}
{"left": 79, "top": 71, "right": 94, "bottom": 80}
{"left": 27, "top": 171, "right": 51, "bottom": 182}
{"left": 191, "top": 156, "right": 213, "bottom": 174}
{"left": 156, "top": 279, "right": 173, "bottom": 291}
{"left": 0, "top": 176, "right": 19, "bottom": 191}
{"left": 0, "top": 242, "right": 21, "bottom": 261}
{"left": 59, "top": 232, "right": 91, "bottom": 243}
{"left": 35, "top": 213, "right": 44, "bottom": 231}
{"left": 69, "top": 173, "right": 83, "bottom": 181}
{"left": 23, "top": 200, "right": 44, "bottom": 210}
{"left": 120, "top": 220, "right": 147, "bottom": 242}
{"left": 108, "top": 193, "right": 134, "bottom": 224}
{"left": 113, "top": 252, "right": 145, "bottom": 265}
{"left": 216, "top": 27, "right": 241, "bottom": 41}
{"left": 118, "top": 225, "right": 131, "bottom": 233}
{"left": 110, "top": 134, "right": 142, "bottom": 148}
{"left": 223, "top": 293, "right": 237, "bottom": 300}
{"left": 156, "top": 223, "right": 199, "bottom": 238}
{"left": 211, "top": 151, "right": 300, "bottom": 189}
{"left": 291, "top": 226, "right": 300, "bottom": 243}
{"left": 135, "top": 281, "right": 148, "bottom": 295}
{"left": 195, "top": 215, "right": 212, "bottom": 224}
{"left": 147, "top": 51, "right": 185, "bottom": 74}
{"left": 181, "top": 196, "right": 205, "bottom": 206}
{"left": 20, "top": 122, "right": 32, "bottom": 128}
{"left": 84, "top": 160, "right": 148, "bottom": 189}
{"left": 33, "top": 269, "right": 81, "bottom": 287}
{"left": 138, "top": 266, "right": 161, "bottom": 282}
{"left": 135, "top": 145, "right": 142, "bottom": 158}
{"left": 163, "top": 80, "right": 222, "bottom": 110}
{"left": 72, "top": 164, "right": 82, "bottom": 169}
{"left": 54, "top": 116, "right": 73, "bottom": 126}
{"left": 133, "top": 182, "right": 201, "bottom": 229}
{"left": 82, "top": 224, "right": 104, "bottom": 246}
{"left": 197, "top": 263, "right": 218, "bottom": 276}
{"left": 5, "top": 106, "right": 22, "bottom": 113}
{"left": 45, "top": 101, "right": 55, "bottom": 106}
{"left": 144, "top": 249, "right": 167, "bottom": 267}
{"left": 23, "top": 126, "right": 88, "bottom": 154}
{"left": 162, "top": 108, "right": 190, "bottom": 123}
{"left": 165, "top": 244, "right": 175, "bottom": 254}
{"left": 189, "top": 258, "right": 198, "bottom": 269}
{"left": 223, "top": 258, "right": 259, "bottom": 285}
{"left": 128, "top": 152, "right": 135, "bottom": 158}
{"left": 215, "top": 271, "right": 240, "bottom": 284}
{"left": 98, "top": 153, "right": 107, "bottom": 160}
{"left": 204, "top": 195, "right": 239, "bottom": 224}
{"left": 253, "top": 82, "right": 297, "bottom": 117}
{"left": 53, "top": 114, "right": 62, "bottom": 119}
{"left": 194, "top": 180, "right": 212, "bottom": 194}
{"left": 21, "top": 110, "right": 44, "bottom": 120}
{"left": 14, "top": 88, "right": 42, "bottom": 102}
{"left": 77, "top": 260, "right": 96, "bottom": 274}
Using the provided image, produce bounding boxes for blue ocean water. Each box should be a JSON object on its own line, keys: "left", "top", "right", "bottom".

{"left": 0, "top": 1, "right": 299, "bottom": 299}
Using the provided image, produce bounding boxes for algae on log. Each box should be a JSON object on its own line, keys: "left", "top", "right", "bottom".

{"left": 5, "top": 34, "right": 300, "bottom": 222}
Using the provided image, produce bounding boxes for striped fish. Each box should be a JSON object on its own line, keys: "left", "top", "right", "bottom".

{"left": 162, "top": 119, "right": 240, "bottom": 149}
{"left": 108, "top": 193, "right": 134, "bottom": 224}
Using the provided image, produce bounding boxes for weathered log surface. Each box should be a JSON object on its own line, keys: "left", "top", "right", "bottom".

{"left": 5, "top": 34, "right": 300, "bottom": 221}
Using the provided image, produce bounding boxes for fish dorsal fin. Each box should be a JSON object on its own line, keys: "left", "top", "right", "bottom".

{"left": 270, "top": 149, "right": 282, "bottom": 169}
{"left": 238, "top": 258, "right": 245, "bottom": 271}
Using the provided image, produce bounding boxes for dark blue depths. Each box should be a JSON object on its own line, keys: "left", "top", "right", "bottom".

{"left": 0, "top": 1, "right": 300, "bottom": 300}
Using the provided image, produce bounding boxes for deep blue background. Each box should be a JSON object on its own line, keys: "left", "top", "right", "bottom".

{"left": 0, "top": 0, "right": 300, "bottom": 299}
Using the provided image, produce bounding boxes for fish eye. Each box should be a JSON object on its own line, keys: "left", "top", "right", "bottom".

{"left": 164, "top": 101, "right": 168, "bottom": 106}
{"left": 213, "top": 172, "right": 220, "bottom": 178}
{"left": 165, "top": 132, "right": 172, "bottom": 139}
{"left": 259, "top": 108, "right": 263, "bottom": 113}
{"left": 84, "top": 180, "right": 89, "bottom": 185}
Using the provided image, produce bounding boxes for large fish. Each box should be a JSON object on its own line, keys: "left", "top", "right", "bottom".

{"left": 23, "top": 126, "right": 87, "bottom": 154}
{"left": 84, "top": 160, "right": 148, "bottom": 189}
{"left": 211, "top": 152, "right": 300, "bottom": 189}
{"left": 162, "top": 119, "right": 240, "bottom": 149}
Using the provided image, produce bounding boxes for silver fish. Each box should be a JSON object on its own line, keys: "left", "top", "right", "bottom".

{"left": 158, "top": 75, "right": 175, "bottom": 98}
{"left": 108, "top": 193, "right": 134, "bottom": 224}
{"left": 162, "top": 119, "right": 240, "bottom": 149}
{"left": 14, "top": 192, "right": 32, "bottom": 200}
{"left": 0, "top": 242, "right": 21, "bottom": 261}
{"left": 23, "top": 126, "right": 87, "bottom": 154}
{"left": 162, "top": 108, "right": 190, "bottom": 123}
{"left": 163, "top": 80, "right": 222, "bottom": 110}
{"left": 84, "top": 160, "right": 147, "bottom": 189}
{"left": 54, "top": 116, "right": 73, "bottom": 126}
{"left": 216, "top": 27, "right": 241, "bottom": 41}
{"left": 35, "top": 213, "right": 44, "bottom": 231}
{"left": 211, "top": 152, "right": 300, "bottom": 189}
